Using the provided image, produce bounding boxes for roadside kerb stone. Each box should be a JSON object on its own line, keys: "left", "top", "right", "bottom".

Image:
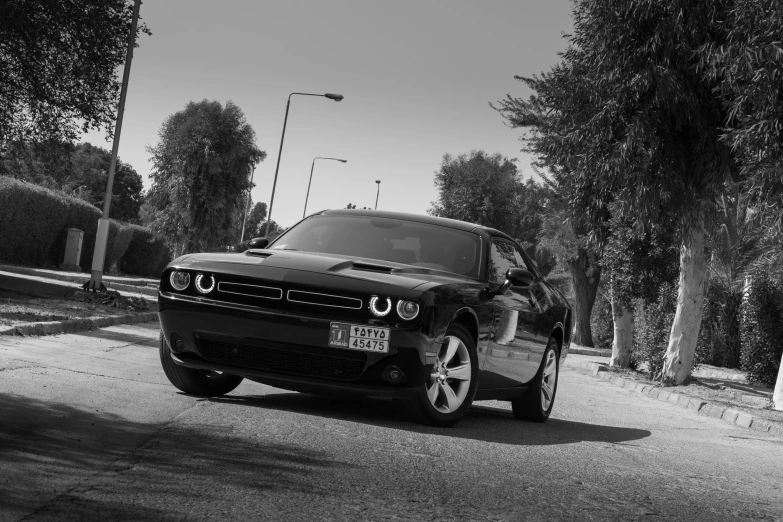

{"left": 0, "top": 312, "right": 159, "bottom": 337}
{"left": 566, "top": 356, "right": 783, "bottom": 438}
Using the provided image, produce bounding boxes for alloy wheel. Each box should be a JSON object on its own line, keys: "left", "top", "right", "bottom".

{"left": 427, "top": 335, "right": 472, "bottom": 414}
{"left": 541, "top": 349, "right": 557, "bottom": 411}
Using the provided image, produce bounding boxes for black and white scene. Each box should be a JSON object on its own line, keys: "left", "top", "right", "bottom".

{"left": 1, "top": 0, "right": 783, "bottom": 520}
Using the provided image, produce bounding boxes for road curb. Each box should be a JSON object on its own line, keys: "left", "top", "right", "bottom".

{"left": 0, "top": 312, "right": 159, "bottom": 337}
{"left": 567, "top": 358, "right": 783, "bottom": 438}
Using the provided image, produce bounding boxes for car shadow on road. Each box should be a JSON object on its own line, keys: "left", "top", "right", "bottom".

{"left": 0, "top": 391, "right": 344, "bottom": 520}
{"left": 206, "top": 392, "right": 651, "bottom": 446}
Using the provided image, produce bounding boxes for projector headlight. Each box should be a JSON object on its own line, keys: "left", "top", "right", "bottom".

{"left": 396, "top": 300, "right": 420, "bottom": 320}
{"left": 169, "top": 271, "right": 190, "bottom": 291}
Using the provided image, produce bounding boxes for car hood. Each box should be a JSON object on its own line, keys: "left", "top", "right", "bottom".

{"left": 169, "top": 250, "right": 471, "bottom": 290}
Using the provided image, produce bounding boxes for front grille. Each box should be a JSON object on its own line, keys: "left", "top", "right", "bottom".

{"left": 287, "top": 290, "right": 363, "bottom": 309}
{"left": 197, "top": 337, "right": 366, "bottom": 380}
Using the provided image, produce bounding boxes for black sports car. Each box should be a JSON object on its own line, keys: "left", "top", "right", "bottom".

{"left": 158, "top": 209, "right": 573, "bottom": 426}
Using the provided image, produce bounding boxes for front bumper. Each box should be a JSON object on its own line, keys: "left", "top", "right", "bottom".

{"left": 158, "top": 291, "right": 436, "bottom": 394}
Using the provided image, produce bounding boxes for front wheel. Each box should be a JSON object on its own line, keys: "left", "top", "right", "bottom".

{"left": 159, "top": 332, "right": 244, "bottom": 397}
{"left": 396, "top": 323, "right": 478, "bottom": 427}
{"left": 511, "top": 337, "right": 559, "bottom": 422}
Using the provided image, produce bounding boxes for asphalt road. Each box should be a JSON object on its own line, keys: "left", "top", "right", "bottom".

{"left": 1, "top": 323, "right": 782, "bottom": 522}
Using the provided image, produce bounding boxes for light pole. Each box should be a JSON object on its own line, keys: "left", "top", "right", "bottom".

{"left": 239, "top": 162, "right": 258, "bottom": 243}
{"left": 303, "top": 157, "right": 347, "bottom": 218}
{"left": 86, "top": 0, "right": 141, "bottom": 292}
{"left": 374, "top": 180, "right": 381, "bottom": 210}
{"left": 264, "top": 92, "right": 344, "bottom": 238}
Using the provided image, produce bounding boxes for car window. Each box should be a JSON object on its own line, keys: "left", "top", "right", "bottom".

{"left": 269, "top": 215, "right": 482, "bottom": 278}
{"left": 488, "top": 240, "right": 518, "bottom": 284}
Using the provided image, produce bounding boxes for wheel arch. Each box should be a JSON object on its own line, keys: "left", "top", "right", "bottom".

{"left": 447, "top": 306, "right": 480, "bottom": 347}
{"left": 549, "top": 322, "right": 565, "bottom": 355}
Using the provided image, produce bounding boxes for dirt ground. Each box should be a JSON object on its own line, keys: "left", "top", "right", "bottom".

{"left": 0, "top": 289, "right": 154, "bottom": 327}
{"left": 602, "top": 365, "right": 782, "bottom": 424}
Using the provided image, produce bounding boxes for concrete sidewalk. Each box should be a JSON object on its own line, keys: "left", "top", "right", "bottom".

{"left": 0, "top": 264, "right": 158, "bottom": 297}
{"left": 564, "top": 353, "right": 782, "bottom": 437}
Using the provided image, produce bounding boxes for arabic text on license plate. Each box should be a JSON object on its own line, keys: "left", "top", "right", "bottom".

{"left": 328, "top": 322, "right": 389, "bottom": 353}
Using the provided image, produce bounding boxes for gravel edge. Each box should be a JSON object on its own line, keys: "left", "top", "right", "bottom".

{"left": 0, "top": 312, "right": 159, "bottom": 337}
{"left": 567, "top": 358, "right": 783, "bottom": 438}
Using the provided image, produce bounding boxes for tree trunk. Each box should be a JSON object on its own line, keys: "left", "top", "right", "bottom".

{"left": 774, "top": 351, "right": 783, "bottom": 411}
{"left": 661, "top": 224, "right": 708, "bottom": 386}
{"left": 610, "top": 293, "right": 633, "bottom": 368}
{"left": 568, "top": 248, "right": 600, "bottom": 347}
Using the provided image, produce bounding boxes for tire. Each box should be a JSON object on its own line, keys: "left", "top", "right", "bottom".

{"left": 511, "top": 337, "right": 559, "bottom": 422}
{"left": 397, "top": 323, "right": 478, "bottom": 427}
{"left": 159, "top": 332, "right": 244, "bottom": 397}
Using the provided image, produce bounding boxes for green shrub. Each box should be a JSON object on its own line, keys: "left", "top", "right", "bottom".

{"left": 695, "top": 276, "right": 746, "bottom": 369}
{"left": 740, "top": 276, "right": 783, "bottom": 387}
{"left": 0, "top": 175, "right": 166, "bottom": 276}
{"left": 632, "top": 282, "right": 677, "bottom": 379}
{"left": 121, "top": 224, "right": 171, "bottom": 278}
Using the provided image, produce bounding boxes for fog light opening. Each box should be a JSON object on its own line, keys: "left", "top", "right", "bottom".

{"left": 170, "top": 333, "right": 186, "bottom": 353}
{"left": 383, "top": 365, "right": 405, "bottom": 384}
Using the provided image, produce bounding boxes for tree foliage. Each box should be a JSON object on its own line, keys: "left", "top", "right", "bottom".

{"left": 243, "top": 202, "right": 268, "bottom": 239}
{"left": 0, "top": 0, "right": 151, "bottom": 144}
{"left": 0, "top": 141, "right": 143, "bottom": 222}
{"left": 147, "top": 100, "right": 265, "bottom": 256}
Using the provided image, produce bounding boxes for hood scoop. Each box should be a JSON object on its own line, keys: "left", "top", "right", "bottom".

{"left": 352, "top": 262, "right": 394, "bottom": 274}
{"left": 245, "top": 250, "right": 273, "bottom": 258}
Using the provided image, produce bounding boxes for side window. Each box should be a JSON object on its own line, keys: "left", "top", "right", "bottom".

{"left": 488, "top": 241, "right": 518, "bottom": 284}
{"left": 512, "top": 247, "right": 535, "bottom": 273}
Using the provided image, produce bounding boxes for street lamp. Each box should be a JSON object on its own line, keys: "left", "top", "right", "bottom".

{"left": 85, "top": 0, "right": 141, "bottom": 292}
{"left": 303, "top": 157, "right": 347, "bottom": 218}
{"left": 264, "top": 92, "right": 344, "bottom": 238}
{"left": 375, "top": 180, "right": 381, "bottom": 210}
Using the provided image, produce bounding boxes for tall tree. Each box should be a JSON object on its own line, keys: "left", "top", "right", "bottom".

{"left": 0, "top": 0, "right": 151, "bottom": 144}
{"left": 243, "top": 202, "right": 267, "bottom": 239}
{"left": 496, "top": 0, "right": 740, "bottom": 385}
{"left": 147, "top": 100, "right": 265, "bottom": 256}
{"left": 429, "top": 150, "right": 521, "bottom": 236}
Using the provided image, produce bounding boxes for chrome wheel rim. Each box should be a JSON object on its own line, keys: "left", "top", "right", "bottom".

{"left": 541, "top": 349, "right": 557, "bottom": 411}
{"left": 427, "top": 335, "right": 472, "bottom": 414}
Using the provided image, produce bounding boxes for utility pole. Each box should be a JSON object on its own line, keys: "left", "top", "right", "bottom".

{"left": 85, "top": 0, "right": 141, "bottom": 291}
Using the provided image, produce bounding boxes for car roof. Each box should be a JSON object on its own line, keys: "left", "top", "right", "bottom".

{"left": 318, "top": 208, "right": 512, "bottom": 238}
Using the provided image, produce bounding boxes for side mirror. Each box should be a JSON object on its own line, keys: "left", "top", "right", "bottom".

{"left": 496, "top": 268, "right": 535, "bottom": 295}
{"left": 248, "top": 237, "right": 269, "bottom": 249}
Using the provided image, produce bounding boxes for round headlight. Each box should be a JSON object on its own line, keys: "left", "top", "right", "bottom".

{"left": 369, "top": 296, "right": 392, "bottom": 317}
{"left": 396, "top": 300, "right": 420, "bottom": 320}
{"left": 195, "top": 273, "right": 215, "bottom": 294}
{"left": 170, "top": 271, "right": 190, "bottom": 291}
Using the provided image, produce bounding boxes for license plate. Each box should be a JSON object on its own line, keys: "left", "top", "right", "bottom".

{"left": 328, "top": 322, "right": 390, "bottom": 353}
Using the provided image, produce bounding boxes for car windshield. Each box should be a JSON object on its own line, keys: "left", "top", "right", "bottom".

{"left": 270, "top": 215, "right": 482, "bottom": 278}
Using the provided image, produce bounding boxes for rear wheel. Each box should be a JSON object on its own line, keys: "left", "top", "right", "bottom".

{"left": 511, "top": 337, "right": 559, "bottom": 422}
{"left": 397, "top": 323, "right": 478, "bottom": 427}
{"left": 159, "top": 332, "right": 244, "bottom": 396}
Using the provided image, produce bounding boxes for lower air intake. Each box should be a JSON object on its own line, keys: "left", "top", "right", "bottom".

{"left": 197, "top": 337, "right": 366, "bottom": 381}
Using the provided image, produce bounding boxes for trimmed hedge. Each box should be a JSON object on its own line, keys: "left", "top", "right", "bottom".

{"left": 0, "top": 176, "right": 169, "bottom": 277}
{"left": 740, "top": 276, "right": 783, "bottom": 387}
{"left": 121, "top": 224, "right": 171, "bottom": 278}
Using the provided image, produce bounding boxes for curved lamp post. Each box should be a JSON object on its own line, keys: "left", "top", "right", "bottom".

{"left": 264, "top": 92, "right": 344, "bottom": 238}
{"left": 375, "top": 180, "right": 381, "bottom": 210}
{"left": 303, "top": 157, "right": 347, "bottom": 218}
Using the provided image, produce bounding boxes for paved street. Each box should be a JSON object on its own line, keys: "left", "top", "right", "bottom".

{"left": 1, "top": 323, "right": 782, "bottom": 522}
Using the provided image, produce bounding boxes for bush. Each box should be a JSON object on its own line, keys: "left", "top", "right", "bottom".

{"left": 632, "top": 282, "right": 677, "bottom": 379}
{"left": 696, "top": 277, "right": 743, "bottom": 368}
{"left": 740, "top": 276, "right": 783, "bottom": 387}
{"left": 121, "top": 224, "right": 171, "bottom": 278}
{"left": 0, "top": 175, "right": 167, "bottom": 276}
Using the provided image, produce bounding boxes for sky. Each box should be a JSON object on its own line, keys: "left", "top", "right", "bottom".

{"left": 80, "top": 0, "right": 574, "bottom": 230}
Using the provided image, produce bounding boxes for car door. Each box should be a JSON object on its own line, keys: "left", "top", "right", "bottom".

{"left": 483, "top": 239, "right": 545, "bottom": 386}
